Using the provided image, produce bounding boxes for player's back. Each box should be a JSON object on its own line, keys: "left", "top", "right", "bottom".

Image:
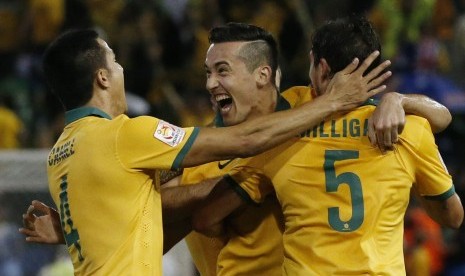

{"left": 258, "top": 103, "right": 452, "bottom": 275}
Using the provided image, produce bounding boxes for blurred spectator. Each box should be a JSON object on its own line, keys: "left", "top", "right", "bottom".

{"left": 0, "top": 94, "right": 24, "bottom": 149}
{"left": 369, "top": 0, "right": 435, "bottom": 61}
{"left": 0, "top": 198, "right": 24, "bottom": 276}
{"left": 24, "top": 0, "right": 65, "bottom": 52}
{"left": 38, "top": 246, "right": 73, "bottom": 276}
{"left": 404, "top": 201, "right": 446, "bottom": 276}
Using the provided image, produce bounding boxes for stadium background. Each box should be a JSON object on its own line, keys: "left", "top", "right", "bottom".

{"left": 0, "top": 0, "right": 465, "bottom": 275}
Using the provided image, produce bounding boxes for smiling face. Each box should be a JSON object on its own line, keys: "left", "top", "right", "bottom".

{"left": 204, "top": 41, "right": 264, "bottom": 126}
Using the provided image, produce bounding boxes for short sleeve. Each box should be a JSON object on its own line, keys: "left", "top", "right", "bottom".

{"left": 116, "top": 116, "right": 199, "bottom": 170}
{"left": 227, "top": 166, "right": 273, "bottom": 204}
{"left": 404, "top": 117, "right": 454, "bottom": 199}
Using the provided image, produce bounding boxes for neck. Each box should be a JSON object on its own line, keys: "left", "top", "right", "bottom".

{"left": 85, "top": 93, "right": 118, "bottom": 118}
{"left": 256, "top": 86, "right": 279, "bottom": 117}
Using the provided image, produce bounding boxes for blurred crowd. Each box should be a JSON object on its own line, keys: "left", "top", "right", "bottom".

{"left": 1, "top": 0, "right": 465, "bottom": 275}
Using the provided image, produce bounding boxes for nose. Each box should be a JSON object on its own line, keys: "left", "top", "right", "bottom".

{"left": 206, "top": 74, "right": 219, "bottom": 92}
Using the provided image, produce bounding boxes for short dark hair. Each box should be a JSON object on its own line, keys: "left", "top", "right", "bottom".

{"left": 42, "top": 29, "right": 108, "bottom": 110}
{"left": 311, "top": 15, "right": 381, "bottom": 77}
{"left": 209, "top": 22, "right": 279, "bottom": 84}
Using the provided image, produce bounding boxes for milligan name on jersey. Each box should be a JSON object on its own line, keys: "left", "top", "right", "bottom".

{"left": 48, "top": 139, "right": 76, "bottom": 166}
{"left": 300, "top": 118, "right": 369, "bottom": 138}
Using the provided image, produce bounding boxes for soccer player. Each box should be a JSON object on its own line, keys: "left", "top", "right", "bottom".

{"left": 198, "top": 16, "right": 463, "bottom": 275}
{"left": 29, "top": 27, "right": 390, "bottom": 275}
{"left": 22, "top": 23, "right": 455, "bottom": 276}
{"left": 164, "top": 23, "right": 454, "bottom": 276}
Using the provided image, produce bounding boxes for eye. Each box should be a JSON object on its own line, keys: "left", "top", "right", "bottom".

{"left": 218, "top": 66, "right": 229, "bottom": 75}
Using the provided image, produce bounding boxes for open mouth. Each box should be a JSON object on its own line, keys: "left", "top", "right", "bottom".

{"left": 215, "top": 94, "right": 233, "bottom": 112}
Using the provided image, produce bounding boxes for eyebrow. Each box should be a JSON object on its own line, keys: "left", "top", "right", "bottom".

{"left": 205, "top": 61, "right": 231, "bottom": 69}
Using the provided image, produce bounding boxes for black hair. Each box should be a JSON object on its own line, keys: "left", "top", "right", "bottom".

{"left": 42, "top": 29, "right": 108, "bottom": 110}
{"left": 209, "top": 22, "right": 279, "bottom": 83}
{"left": 311, "top": 15, "right": 382, "bottom": 77}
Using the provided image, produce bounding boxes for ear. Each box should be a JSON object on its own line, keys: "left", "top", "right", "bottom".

{"left": 318, "top": 58, "right": 332, "bottom": 86}
{"left": 255, "top": 65, "right": 272, "bottom": 88}
{"left": 95, "top": 68, "right": 110, "bottom": 89}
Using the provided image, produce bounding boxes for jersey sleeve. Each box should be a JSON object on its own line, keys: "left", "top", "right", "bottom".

{"left": 226, "top": 155, "right": 274, "bottom": 204}
{"left": 116, "top": 116, "right": 199, "bottom": 170}
{"left": 181, "top": 163, "right": 216, "bottom": 186}
{"left": 403, "top": 116, "right": 454, "bottom": 199}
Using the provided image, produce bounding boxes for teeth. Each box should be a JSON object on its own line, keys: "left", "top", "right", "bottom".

{"left": 215, "top": 94, "right": 231, "bottom": 102}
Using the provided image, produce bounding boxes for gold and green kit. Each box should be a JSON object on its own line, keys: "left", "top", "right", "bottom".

{"left": 181, "top": 87, "right": 311, "bottom": 276}
{"left": 230, "top": 90, "right": 455, "bottom": 275}
{"left": 47, "top": 107, "right": 199, "bottom": 275}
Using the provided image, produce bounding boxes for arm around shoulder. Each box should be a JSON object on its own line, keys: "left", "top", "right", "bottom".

{"left": 398, "top": 93, "right": 452, "bottom": 133}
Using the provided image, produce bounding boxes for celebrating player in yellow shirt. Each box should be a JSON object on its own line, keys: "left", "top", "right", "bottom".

{"left": 23, "top": 26, "right": 391, "bottom": 275}
{"left": 21, "top": 22, "right": 458, "bottom": 276}
{"left": 215, "top": 16, "right": 464, "bottom": 275}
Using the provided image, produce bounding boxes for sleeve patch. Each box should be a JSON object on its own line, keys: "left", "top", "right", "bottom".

{"left": 154, "top": 120, "right": 186, "bottom": 147}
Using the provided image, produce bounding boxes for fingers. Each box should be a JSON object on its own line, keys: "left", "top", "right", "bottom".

{"left": 366, "top": 84, "right": 387, "bottom": 98}
{"left": 383, "top": 128, "right": 393, "bottom": 150}
{"left": 364, "top": 59, "right": 391, "bottom": 83}
{"left": 391, "top": 126, "right": 399, "bottom": 144}
{"left": 354, "top": 51, "right": 380, "bottom": 75}
{"left": 19, "top": 227, "right": 37, "bottom": 237}
{"left": 339, "top": 57, "right": 360, "bottom": 75}
{"left": 366, "top": 70, "right": 392, "bottom": 92}
{"left": 32, "top": 200, "right": 52, "bottom": 214}
{"left": 367, "top": 118, "right": 376, "bottom": 147}
{"left": 25, "top": 236, "right": 47, "bottom": 243}
{"left": 398, "top": 122, "right": 405, "bottom": 135}
{"left": 23, "top": 206, "right": 36, "bottom": 229}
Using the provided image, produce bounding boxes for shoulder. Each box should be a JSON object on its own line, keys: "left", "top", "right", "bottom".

{"left": 281, "top": 86, "right": 314, "bottom": 107}
{"left": 399, "top": 115, "right": 432, "bottom": 146}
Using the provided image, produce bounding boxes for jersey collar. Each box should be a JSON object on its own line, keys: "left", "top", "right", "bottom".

{"left": 65, "top": 107, "right": 112, "bottom": 125}
{"left": 213, "top": 91, "right": 291, "bottom": 127}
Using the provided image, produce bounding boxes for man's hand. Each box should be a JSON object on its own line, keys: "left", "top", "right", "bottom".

{"left": 324, "top": 51, "right": 392, "bottom": 112}
{"left": 368, "top": 92, "right": 405, "bottom": 153}
{"left": 18, "top": 200, "right": 65, "bottom": 244}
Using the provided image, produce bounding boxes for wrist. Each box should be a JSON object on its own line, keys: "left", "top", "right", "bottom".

{"left": 317, "top": 93, "right": 341, "bottom": 115}
{"left": 383, "top": 92, "right": 404, "bottom": 107}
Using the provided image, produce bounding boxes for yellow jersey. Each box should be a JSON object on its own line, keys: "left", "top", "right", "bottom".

{"left": 181, "top": 87, "right": 311, "bottom": 276}
{"left": 47, "top": 107, "right": 199, "bottom": 275}
{"left": 231, "top": 93, "right": 454, "bottom": 275}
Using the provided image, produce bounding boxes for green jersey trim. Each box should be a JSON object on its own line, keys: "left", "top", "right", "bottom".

{"left": 224, "top": 174, "right": 259, "bottom": 206}
{"left": 65, "top": 107, "right": 112, "bottom": 125}
{"left": 361, "top": 98, "right": 379, "bottom": 107}
{"left": 424, "top": 185, "right": 456, "bottom": 201}
{"left": 171, "top": 127, "right": 200, "bottom": 170}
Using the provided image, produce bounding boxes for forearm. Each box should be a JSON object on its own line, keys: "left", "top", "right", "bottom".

{"left": 182, "top": 95, "right": 335, "bottom": 167}
{"left": 182, "top": 51, "right": 391, "bottom": 167}
{"left": 419, "top": 193, "right": 464, "bottom": 229}
{"left": 163, "top": 218, "right": 192, "bottom": 254}
{"left": 191, "top": 178, "right": 245, "bottom": 234}
{"left": 162, "top": 177, "right": 220, "bottom": 224}
{"left": 400, "top": 93, "right": 452, "bottom": 133}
